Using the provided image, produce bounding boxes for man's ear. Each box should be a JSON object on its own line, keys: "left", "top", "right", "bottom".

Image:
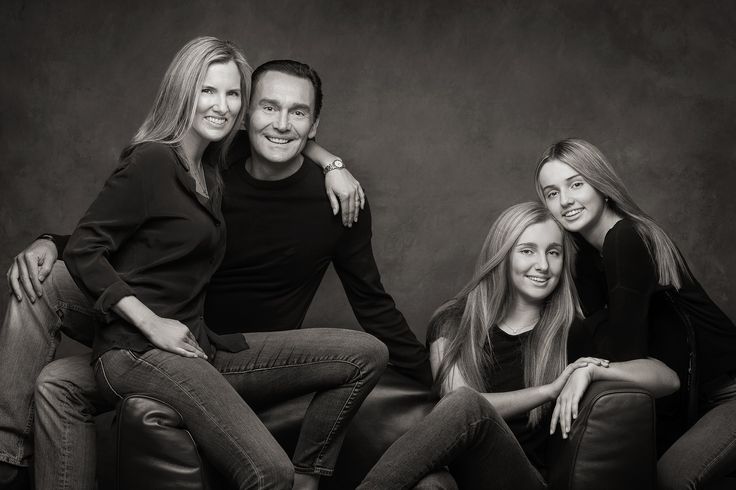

{"left": 308, "top": 117, "right": 320, "bottom": 139}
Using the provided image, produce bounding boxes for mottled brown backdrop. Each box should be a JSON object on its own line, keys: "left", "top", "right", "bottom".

{"left": 2, "top": 1, "right": 735, "bottom": 355}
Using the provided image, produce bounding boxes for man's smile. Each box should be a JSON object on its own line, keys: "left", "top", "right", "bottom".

{"left": 265, "top": 135, "right": 294, "bottom": 144}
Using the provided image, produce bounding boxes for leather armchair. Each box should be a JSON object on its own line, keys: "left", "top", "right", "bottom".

{"left": 97, "top": 370, "right": 656, "bottom": 490}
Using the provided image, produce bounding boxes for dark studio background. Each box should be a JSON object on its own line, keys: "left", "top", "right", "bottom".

{"left": 2, "top": 0, "right": 735, "bottom": 357}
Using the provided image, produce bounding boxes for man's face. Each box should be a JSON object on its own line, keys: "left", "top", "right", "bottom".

{"left": 247, "top": 70, "right": 319, "bottom": 165}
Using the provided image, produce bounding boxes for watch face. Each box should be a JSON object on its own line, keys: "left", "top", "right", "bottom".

{"left": 334, "top": 160, "right": 344, "bottom": 168}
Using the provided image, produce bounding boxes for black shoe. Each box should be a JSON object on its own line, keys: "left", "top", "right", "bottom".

{"left": 0, "top": 463, "right": 29, "bottom": 490}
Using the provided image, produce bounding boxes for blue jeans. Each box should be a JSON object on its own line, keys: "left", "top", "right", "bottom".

{"left": 0, "top": 262, "right": 98, "bottom": 466}
{"left": 96, "top": 328, "right": 388, "bottom": 489}
{"left": 358, "top": 387, "right": 546, "bottom": 490}
{"left": 657, "top": 370, "right": 736, "bottom": 489}
{"left": 34, "top": 354, "right": 105, "bottom": 490}
{"left": 0, "top": 261, "right": 388, "bottom": 489}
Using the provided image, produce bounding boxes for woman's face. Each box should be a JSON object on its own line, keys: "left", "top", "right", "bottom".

{"left": 537, "top": 159, "right": 608, "bottom": 235}
{"left": 509, "top": 219, "right": 564, "bottom": 306}
{"left": 186, "top": 60, "right": 242, "bottom": 147}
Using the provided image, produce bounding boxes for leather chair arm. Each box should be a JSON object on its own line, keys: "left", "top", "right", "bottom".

{"left": 547, "top": 381, "right": 656, "bottom": 490}
{"left": 100, "top": 394, "right": 220, "bottom": 490}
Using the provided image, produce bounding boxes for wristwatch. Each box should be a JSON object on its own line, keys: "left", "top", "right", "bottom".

{"left": 323, "top": 159, "right": 345, "bottom": 175}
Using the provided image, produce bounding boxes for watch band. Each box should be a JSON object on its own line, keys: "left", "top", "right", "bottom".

{"left": 323, "top": 159, "right": 346, "bottom": 175}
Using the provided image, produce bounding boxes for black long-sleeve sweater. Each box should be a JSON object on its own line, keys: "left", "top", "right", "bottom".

{"left": 573, "top": 219, "right": 736, "bottom": 385}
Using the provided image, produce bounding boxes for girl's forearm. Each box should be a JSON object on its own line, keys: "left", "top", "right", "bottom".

{"left": 589, "top": 358, "right": 680, "bottom": 397}
{"left": 113, "top": 295, "right": 157, "bottom": 336}
{"left": 480, "top": 386, "right": 554, "bottom": 419}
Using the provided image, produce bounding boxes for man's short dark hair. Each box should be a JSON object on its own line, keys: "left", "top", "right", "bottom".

{"left": 251, "top": 60, "right": 323, "bottom": 120}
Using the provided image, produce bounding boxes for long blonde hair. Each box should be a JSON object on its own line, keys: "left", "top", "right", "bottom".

{"left": 534, "top": 139, "right": 689, "bottom": 289}
{"left": 128, "top": 36, "right": 252, "bottom": 172}
{"left": 430, "top": 202, "right": 580, "bottom": 426}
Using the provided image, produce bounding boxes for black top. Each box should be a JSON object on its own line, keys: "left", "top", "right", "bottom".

{"left": 427, "top": 322, "right": 548, "bottom": 469}
{"left": 54, "top": 131, "right": 430, "bottom": 384}
{"left": 203, "top": 131, "right": 431, "bottom": 385}
{"left": 573, "top": 219, "right": 736, "bottom": 385}
{"left": 63, "top": 143, "right": 246, "bottom": 360}
{"left": 485, "top": 326, "right": 549, "bottom": 470}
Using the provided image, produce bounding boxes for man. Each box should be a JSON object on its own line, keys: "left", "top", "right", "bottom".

{"left": 0, "top": 60, "right": 430, "bottom": 489}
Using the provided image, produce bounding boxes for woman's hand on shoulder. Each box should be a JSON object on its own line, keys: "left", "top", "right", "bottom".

{"left": 549, "top": 357, "right": 610, "bottom": 438}
{"left": 140, "top": 314, "right": 208, "bottom": 360}
{"left": 325, "top": 168, "right": 365, "bottom": 227}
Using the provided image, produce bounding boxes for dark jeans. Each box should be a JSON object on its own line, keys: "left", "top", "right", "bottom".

{"left": 358, "top": 386, "right": 546, "bottom": 490}
{"left": 96, "top": 328, "right": 388, "bottom": 490}
{"left": 658, "top": 370, "right": 736, "bottom": 489}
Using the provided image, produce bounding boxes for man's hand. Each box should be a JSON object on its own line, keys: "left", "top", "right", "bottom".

{"left": 7, "top": 239, "right": 58, "bottom": 303}
{"left": 325, "top": 168, "right": 365, "bottom": 227}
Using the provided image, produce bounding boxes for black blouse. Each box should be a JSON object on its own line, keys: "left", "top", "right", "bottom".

{"left": 573, "top": 219, "right": 736, "bottom": 385}
{"left": 64, "top": 143, "right": 246, "bottom": 360}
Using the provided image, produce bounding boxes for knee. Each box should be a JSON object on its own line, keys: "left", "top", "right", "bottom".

{"left": 35, "top": 362, "right": 91, "bottom": 416}
{"left": 442, "top": 386, "right": 498, "bottom": 421}
{"left": 26, "top": 262, "right": 65, "bottom": 300}
{"left": 5, "top": 263, "right": 64, "bottom": 321}
{"left": 351, "top": 332, "right": 389, "bottom": 381}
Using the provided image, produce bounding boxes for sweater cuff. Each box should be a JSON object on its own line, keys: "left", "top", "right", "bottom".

{"left": 95, "top": 280, "right": 136, "bottom": 316}
{"left": 38, "top": 233, "right": 70, "bottom": 259}
{"left": 208, "top": 331, "right": 249, "bottom": 352}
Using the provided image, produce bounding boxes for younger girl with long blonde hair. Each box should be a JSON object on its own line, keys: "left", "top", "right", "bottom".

{"left": 358, "top": 201, "right": 678, "bottom": 489}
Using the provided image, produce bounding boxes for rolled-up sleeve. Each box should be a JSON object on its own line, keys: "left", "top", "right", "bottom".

{"left": 63, "top": 152, "right": 151, "bottom": 314}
